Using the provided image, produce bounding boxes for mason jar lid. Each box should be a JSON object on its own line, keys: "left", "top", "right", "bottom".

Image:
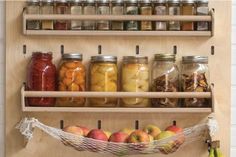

{"left": 123, "top": 56, "right": 148, "bottom": 63}
{"left": 167, "top": 0, "right": 180, "bottom": 4}
{"left": 154, "top": 53, "right": 176, "bottom": 61}
{"left": 62, "top": 53, "right": 83, "bottom": 60}
{"left": 197, "top": 0, "right": 208, "bottom": 4}
{"left": 153, "top": 0, "right": 166, "bottom": 4}
{"left": 182, "top": 56, "right": 208, "bottom": 63}
{"left": 182, "top": 0, "right": 195, "bottom": 4}
{"left": 91, "top": 55, "right": 117, "bottom": 63}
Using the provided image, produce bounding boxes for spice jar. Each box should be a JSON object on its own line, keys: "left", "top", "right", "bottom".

{"left": 140, "top": 0, "right": 152, "bottom": 31}
{"left": 41, "top": 0, "right": 54, "bottom": 30}
{"left": 197, "top": 0, "right": 209, "bottom": 31}
{"left": 125, "top": 0, "right": 139, "bottom": 31}
{"left": 26, "top": 52, "right": 56, "bottom": 107}
{"left": 181, "top": 56, "right": 209, "bottom": 107}
{"left": 154, "top": 0, "right": 167, "bottom": 31}
{"left": 182, "top": 0, "right": 196, "bottom": 31}
{"left": 83, "top": 0, "right": 96, "bottom": 30}
{"left": 121, "top": 56, "right": 150, "bottom": 107}
{"left": 26, "top": 0, "right": 41, "bottom": 30}
{"left": 151, "top": 54, "right": 179, "bottom": 107}
{"left": 57, "top": 54, "right": 86, "bottom": 107}
{"left": 70, "top": 0, "right": 83, "bottom": 30}
{"left": 54, "top": 0, "right": 69, "bottom": 30}
{"left": 89, "top": 56, "right": 118, "bottom": 107}
{"left": 167, "top": 0, "right": 180, "bottom": 31}
{"left": 97, "top": 0, "right": 110, "bottom": 30}
{"left": 111, "top": 0, "right": 124, "bottom": 30}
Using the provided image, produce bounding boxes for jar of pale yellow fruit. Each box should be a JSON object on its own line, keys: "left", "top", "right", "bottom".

{"left": 57, "top": 53, "right": 86, "bottom": 107}
{"left": 89, "top": 55, "right": 118, "bottom": 107}
{"left": 121, "top": 56, "right": 150, "bottom": 107}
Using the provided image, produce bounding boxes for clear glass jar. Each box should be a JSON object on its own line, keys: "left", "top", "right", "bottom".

{"left": 26, "top": 0, "right": 41, "bottom": 30}
{"left": 121, "top": 56, "right": 150, "bottom": 107}
{"left": 182, "top": 0, "right": 196, "bottom": 31}
{"left": 41, "top": 0, "right": 54, "bottom": 30}
{"left": 89, "top": 56, "right": 118, "bottom": 107}
{"left": 168, "top": 0, "right": 180, "bottom": 31}
{"left": 125, "top": 0, "right": 139, "bottom": 31}
{"left": 181, "top": 56, "right": 210, "bottom": 107}
{"left": 26, "top": 52, "right": 56, "bottom": 107}
{"left": 57, "top": 54, "right": 86, "bottom": 107}
{"left": 83, "top": 0, "right": 96, "bottom": 30}
{"left": 54, "top": 0, "right": 69, "bottom": 30}
{"left": 70, "top": 0, "right": 83, "bottom": 30}
{"left": 97, "top": 0, "right": 110, "bottom": 30}
{"left": 140, "top": 0, "right": 152, "bottom": 31}
{"left": 197, "top": 0, "right": 209, "bottom": 31}
{"left": 151, "top": 54, "right": 179, "bottom": 107}
{"left": 154, "top": 0, "right": 167, "bottom": 31}
{"left": 111, "top": 0, "right": 124, "bottom": 30}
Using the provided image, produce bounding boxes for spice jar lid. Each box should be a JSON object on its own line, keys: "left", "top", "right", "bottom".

{"left": 197, "top": 0, "right": 208, "bottom": 3}
{"left": 154, "top": 53, "right": 176, "bottom": 61}
{"left": 112, "top": 0, "right": 124, "bottom": 3}
{"left": 27, "top": 0, "right": 40, "bottom": 3}
{"left": 71, "top": 0, "right": 83, "bottom": 3}
{"left": 97, "top": 0, "right": 109, "bottom": 3}
{"left": 167, "top": 0, "right": 180, "bottom": 3}
{"left": 182, "top": 56, "right": 208, "bottom": 63}
{"left": 141, "top": 0, "right": 151, "bottom": 4}
{"left": 55, "top": 0, "right": 68, "bottom": 3}
{"left": 91, "top": 55, "right": 117, "bottom": 63}
{"left": 41, "top": 0, "right": 53, "bottom": 3}
{"left": 126, "top": 0, "right": 138, "bottom": 4}
{"left": 86, "top": 0, "right": 95, "bottom": 3}
{"left": 62, "top": 53, "right": 83, "bottom": 60}
{"left": 153, "top": 0, "right": 166, "bottom": 4}
{"left": 182, "top": 0, "right": 195, "bottom": 4}
{"left": 123, "top": 56, "right": 148, "bottom": 63}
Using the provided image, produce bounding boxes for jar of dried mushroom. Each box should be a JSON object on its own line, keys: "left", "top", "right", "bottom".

{"left": 154, "top": 0, "right": 167, "bottom": 31}
{"left": 125, "top": 0, "right": 139, "bottom": 31}
{"left": 97, "top": 0, "right": 110, "bottom": 30}
{"left": 55, "top": 0, "right": 69, "bottom": 30}
{"left": 89, "top": 56, "right": 118, "bottom": 107}
{"left": 151, "top": 54, "right": 179, "bottom": 107}
{"left": 167, "top": 0, "right": 181, "bottom": 31}
{"left": 197, "top": 0, "right": 209, "bottom": 31}
{"left": 182, "top": 0, "right": 196, "bottom": 31}
{"left": 181, "top": 56, "right": 209, "bottom": 107}
{"left": 83, "top": 0, "right": 96, "bottom": 30}
{"left": 140, "top": 0, "right": 152, "bottom": 31}
{"left": 70, "top": 0, "right": 83, "bottom": 30}
{"left": 121, "top": 56, "right": 150, "bottom": 107}
{"left": 57, "top": 53, "right": 86, "bottom": 107}
{"left": 26, "top": 0, "right": 41, "bottom": 30}
{"left": 111, "top": 0, "right": 124, "bottom": 30}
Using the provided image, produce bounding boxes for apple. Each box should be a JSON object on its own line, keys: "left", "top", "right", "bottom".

{"left": 77, "top": 126, "right": 90, "bottom": 136}
{"left": 165, "top": 121, "right": 185, "bottom": 146}
{"left": 148, "top": 135, "right": 154, "bottom": 142}
{"left": 127, "top": 130, "right": 150, "bottom": 151}
{"left": 63, "top": 126, "right": 83, "bottom": 136}
{"left": 154, "top": 131, "right": 176, "bottom": 154}
{"left": 86, "top": 129, "right": 108, "bottom": 152}
{"left": 120, "top": 128, "right": 135, "bottom": 135}
{"left": 108, "top": 132, "right": 129, "bottom": 143}
{"left": 143, "top": 124, "right": 161, "bottom": 138}
{"left": 104, "top": 131, "right": 112, "bottom": 139}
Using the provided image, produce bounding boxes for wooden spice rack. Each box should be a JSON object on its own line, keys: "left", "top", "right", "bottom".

{"left": 23, "top": 9, "right": 214, "bottom": 36}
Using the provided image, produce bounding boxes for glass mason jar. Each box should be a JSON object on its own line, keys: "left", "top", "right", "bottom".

{"left": 125, "top": 0, "right": 139, "bottom": 31}
{"left": 41, "top": 0, "right": 54, "bottom": 30}
{"left": 140, "top": 0, "right": 152, "bottom": 31}
{"left": 182, "top": 0, "right": 196, "bottom": 31}
{"left": 83, "top": 0, "right": 96, "bottom": 30}
{"left": 154, "top": 0, "right": 167, "bottom": 31}
{"left": 151, "top": 54, "right": 179, "bottom": 107}
{"left": 26, "top": 52, "right": 56, "bottom": 107}
{"left": 54, "top": 0, "right": 69, "bottom": 30}
{"left": 121, "top": 56, "right": 150, "bottom": 107}
{"left": 181, "top": 56, "right": 210, "bottom": 107}
{"left": 97, "top": 0, "right": 110, "bottom": 30}
{"left": 167, "top": 0, "right": 180, "bottom": 31}
{"left": 111, "top": 0, "right": 124, "bottom": 30}
{"left": 57, "top": 53, "right": 86, "bottom": 107}
{"left": 70, "top": 0, "right": 83, "bottom": 30}
{"left": 197, "top": 0, "right": 209, "bottom": 31}
{"left": 89, "top": 56, "right": 118, "bottom": 107}
{"left": 26, "top": 0, "right": 41, "bottom": 30}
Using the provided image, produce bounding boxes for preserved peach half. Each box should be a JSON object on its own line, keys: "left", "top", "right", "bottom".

{"left": 65, "top": 62, "right": 79, "bottom": 69}
{"left": 105, "top": 81, "right": 117, "bottom": 91}
{"left": 68, "top": 83, "right": 79, "bottom": 91}
{"left": 65, "top": 70, "right": 75, "bottom": 79}
{"left": 91, "top": 85, "right": 104, "bottom": 91}
{"left": 63, "top": 78, "right": 73, "bottom": 86}
{"left": 59, "top": 82, "right": 67, "bottom": 91}
{"left": 59, "top": 66, "right": 67, "bottom": 79}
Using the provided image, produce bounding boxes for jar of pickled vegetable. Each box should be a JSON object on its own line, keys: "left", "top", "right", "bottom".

{"left": 26, "top": 52, "right": 56, "bottom": 107}
{"left": 181, "top": 56, "right": 210, "bottom": 107}
{"left": 57, "top": 53, "right": 86, "bottom": 107}
{"left": 151, "top": 54, "right": 179, "bottom": 107}
{"left": 89, "top": 55, "right": 118, "bottom": 107}
{"left": 121, "top": 56, "right": 150, "bottom": 107}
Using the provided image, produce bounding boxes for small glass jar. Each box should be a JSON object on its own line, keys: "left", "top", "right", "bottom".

{"left": 41, "top": 0, "right": 54, "bottom": 30}
{"left": 154, "top": 0, "right": 167, "bottom": 31}
{"left": 83, "top": 0, "right": 96, "bottom": 30}
{"left": 140, "top": 0, "right": 152, "bottom": 31}
{"left": 167, "top": 0, "right": 180, "bottom": 31}
{"left": 54, "top": 0, "right": 69, "bottom": 30}
{"left": 89, "top": 56, "right": 118, "bottom": 107}
{"left": 181, "top": 56, "right": 210, "bottom": 107}
{"left": 26, "top": 0, "right": 41, "bottom": 30}
{"left": 151, "top": 54, "right": 179, "bottom": 107}
{"left": 111, "top": 0, "right": 124, "bottom": 30}
{"left": 97, "top": 0, "right": 110, "bottom": 30}
{"left": 125, "top": 0, "right": 139, "bottom": 31}
{"left": 26, "top": 52, "right": 56, "bottom": 107}
{"left": 197, "top": 0, "right": 209, "bottom": 31}
{"left": 70, "top": 0, "right": 83, "bottom": 30}
{"left": 121, "top": 56, "right": 150, "bottom": 107}
{"left": 57, "top": 53, "right": 86, "bottom": 107}
{"left": 182, "top": 0, "right": 196, "bottom": 31}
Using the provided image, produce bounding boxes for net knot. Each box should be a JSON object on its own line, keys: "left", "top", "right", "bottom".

{"left": 16, "top": 117, "right": 38, "bottom": 140}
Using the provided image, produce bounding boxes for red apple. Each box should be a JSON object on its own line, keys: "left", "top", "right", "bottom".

{"left": 143, "top": 124, "right": 161, "bottom": 138}
{"left": 77, "top": 126, "right": 90, "bottom": 136}
{"left": 63, "top": 125, "right": 83, "bottom": 136}
{"left": 165, "top": 121, "right": 185, "bottom": 146}
{"left": 86, "top": 129, "right": 108, "bottom": 152}
{"left": 154, "top": 131, "right": 176, "bottom": 154}
{"left": 127, "top": 130, "right": 150, "bottom": 151}
{"left": 108, "top": 132, "right": 129, "bottom": 143}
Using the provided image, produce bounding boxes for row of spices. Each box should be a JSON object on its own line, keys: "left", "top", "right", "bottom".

{"left": 26, "top": 0, "right": 209, "bottom": 31}
{"left": 26, "top": 52, "right": 210, "bottom": 108}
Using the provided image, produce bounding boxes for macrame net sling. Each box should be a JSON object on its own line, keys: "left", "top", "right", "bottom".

{"left": 16, "top": 117, "right": 218, "bottom": 156}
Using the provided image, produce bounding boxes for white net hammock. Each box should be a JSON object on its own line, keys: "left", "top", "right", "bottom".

{"left": 16, "top": 117, "right": 218, "bottom": 156}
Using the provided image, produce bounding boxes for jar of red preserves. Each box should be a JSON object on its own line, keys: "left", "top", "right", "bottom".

{"left": 26, "top": 52, "right": 56, "bottom": 106}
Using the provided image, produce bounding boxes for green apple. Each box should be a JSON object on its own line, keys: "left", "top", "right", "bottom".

{"left": 143, "top": 124, "right": 161, "bottom": 138}
{"left": 154, "top": 131, "right": 176, "bottom": 154}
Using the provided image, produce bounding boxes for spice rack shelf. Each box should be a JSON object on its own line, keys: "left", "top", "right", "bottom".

{"left": 23, "top": 10, "right": 214, "bottom": 36}
{"left": 21, "top": 85, "right": 215, "bottom": 113}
